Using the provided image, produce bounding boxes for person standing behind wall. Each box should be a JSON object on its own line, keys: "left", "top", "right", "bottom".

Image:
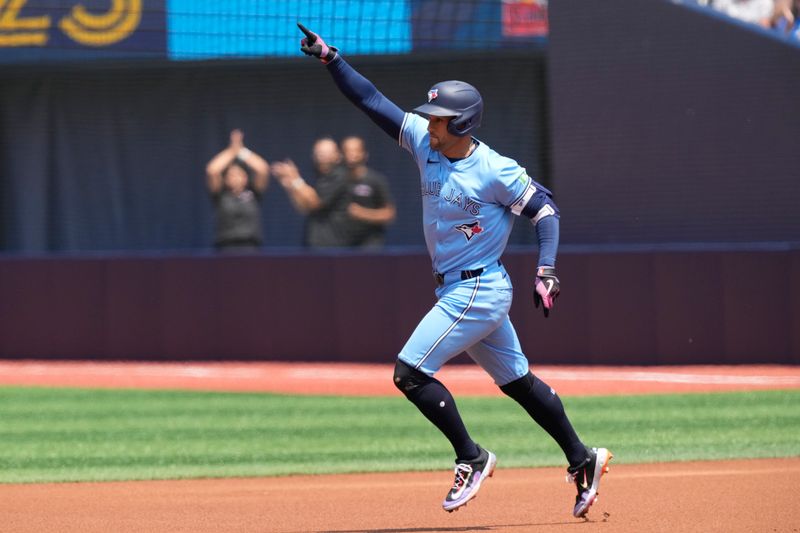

{"left": 273, "top": 136, "right": 395, "bottom": 248}
{"left": 340, "top": 135, "right": 396, "bottom": 248}
{"left": 272, "top": 137, "right": 348, "bottom": 247}
{"left": 206, "top": 129, "right": 270, "bottom": 252}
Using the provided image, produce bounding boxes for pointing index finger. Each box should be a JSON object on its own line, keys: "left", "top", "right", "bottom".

{"left": 297, "top": 22, "right": 316, "bottom": 42}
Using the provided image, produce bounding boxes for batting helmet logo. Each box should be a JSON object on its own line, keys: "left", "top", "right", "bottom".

{"left": 427, "top": 88, "right": 439, "bottom": 102}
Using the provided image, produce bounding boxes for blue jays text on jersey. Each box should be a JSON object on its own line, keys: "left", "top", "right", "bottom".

{"left": 422, "top": 181, "right": 483, "bottom": 217}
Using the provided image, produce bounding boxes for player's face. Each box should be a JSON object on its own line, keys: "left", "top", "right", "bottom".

{"left": 427, "top": 115, "right": 457, "bottom": 152}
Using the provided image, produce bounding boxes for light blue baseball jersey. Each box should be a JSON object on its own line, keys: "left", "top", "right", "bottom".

{"left": 399, "top": 113, "right": 542, "bottom": 274}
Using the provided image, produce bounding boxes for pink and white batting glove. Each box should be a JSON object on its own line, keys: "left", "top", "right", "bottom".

{"left": 534, "top": 266, "right": 560, "bottom": 318}
{"left": 298, "top": 23, "right": 338, "bottom": 64}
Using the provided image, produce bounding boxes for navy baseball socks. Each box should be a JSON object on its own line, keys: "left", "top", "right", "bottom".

{"left": 393, "top": 360, "right": 480, "bottom": 460}
{"left": 567, "top": 447, "right": 613, "bottom": 518}
{"left": 500, "top": 372, "right": 586, "bottom": 464}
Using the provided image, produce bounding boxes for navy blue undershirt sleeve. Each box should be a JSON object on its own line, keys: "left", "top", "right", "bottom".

{"left": 535, "top": 215, "right": 559, "bottom": 268}
{"left": 325, "top": 55, "right": 405, "bottom": 140}
{"left": 516, "top": 186, "right": 560, "bottom": 268}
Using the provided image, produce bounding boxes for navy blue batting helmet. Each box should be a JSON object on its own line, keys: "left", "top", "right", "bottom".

{"left": 413, "top": 80, "right": 483, "bottom": 137}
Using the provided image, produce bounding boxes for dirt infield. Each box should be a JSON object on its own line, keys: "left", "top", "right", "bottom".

{"left": 2, "top": 361, "right": 799, "bottom": 532}
{"left": 3, "top": 459, "right": 799, "bottom": 532}
{"left": 2, "top": 360, "right": 799, "bottom": 396}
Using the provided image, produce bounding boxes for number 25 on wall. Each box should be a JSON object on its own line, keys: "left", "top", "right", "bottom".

{"left": 0, "top": 0, "right": 141, "bottom": 47}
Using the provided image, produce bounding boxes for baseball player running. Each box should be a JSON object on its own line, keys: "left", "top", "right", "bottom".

{"left": 296, "top": 23, "right": 611, "bottom": 517}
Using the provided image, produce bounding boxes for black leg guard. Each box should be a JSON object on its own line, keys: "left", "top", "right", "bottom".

{"left": 393, "top": 360, "right": 479, "bottom": 461}
{"left": 393, "top": 359, "right": 434, "bottom": 396}
{"left": 500, "top": 371, "right": 588, "bottom": 467}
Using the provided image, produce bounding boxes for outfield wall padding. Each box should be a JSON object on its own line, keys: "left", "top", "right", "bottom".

{"left": 1, "top": 250, "right": 797, "bottom": 365}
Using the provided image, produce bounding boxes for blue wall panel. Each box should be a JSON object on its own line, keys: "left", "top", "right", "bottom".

{"left": 166, "top": 0, "right": 412, "bottom": 59}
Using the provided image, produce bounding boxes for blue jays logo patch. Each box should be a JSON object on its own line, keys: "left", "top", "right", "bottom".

{"left": 427, "top": 88, "right": 438, "bottom": 102}
{"left": 455, "top": 221, "right": 484, "bottom": 241}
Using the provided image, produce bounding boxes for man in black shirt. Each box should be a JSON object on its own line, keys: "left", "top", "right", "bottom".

{"left": 340, "top": 135, "right": 396, "bottom": 247}
{"left": 273, "top": 136, "right": 395, "bottom": 248}
{"left": 205, "top": 129, "right": 270, "bottom": 251}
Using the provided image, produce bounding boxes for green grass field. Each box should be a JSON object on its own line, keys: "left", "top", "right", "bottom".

{"left": 1, "top": 387, "right": 798, "bottom": 483}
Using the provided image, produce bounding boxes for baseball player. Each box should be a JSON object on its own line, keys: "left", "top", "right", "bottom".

{"left": 296, "top": 23, "right": 612, "bottom": 517}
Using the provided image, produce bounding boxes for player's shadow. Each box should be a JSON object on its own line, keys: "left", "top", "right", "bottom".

{"left": 310, "top": 522, "right": 579, "bottom": 533}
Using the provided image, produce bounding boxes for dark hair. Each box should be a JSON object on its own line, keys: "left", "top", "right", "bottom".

{"left": 223, "top": 160, "right": 252, "bottom": 178}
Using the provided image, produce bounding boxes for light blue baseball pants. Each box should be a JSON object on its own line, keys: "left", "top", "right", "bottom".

{"left": 398, "top": 261, "right": 531, "bottom": 386}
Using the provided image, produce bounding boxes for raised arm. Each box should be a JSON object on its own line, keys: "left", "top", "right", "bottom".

{"left": 271, "top": 159, "right": 321, "bottom": 214}
{"left": 241, "top": 148, "right": 270, "bottom": 193}
{"left": 298, "top": 23, "right": 405, "bottom": 140}
{"left": 206, "top": 129, "right": 270, "bottom": 193}
{"left": 205, "top": 131, "right": 240, "bottom": 195}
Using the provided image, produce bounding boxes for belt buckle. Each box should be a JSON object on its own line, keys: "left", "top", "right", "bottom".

{"left": 434, "top": 272, "right": 445, "bottom": 286}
